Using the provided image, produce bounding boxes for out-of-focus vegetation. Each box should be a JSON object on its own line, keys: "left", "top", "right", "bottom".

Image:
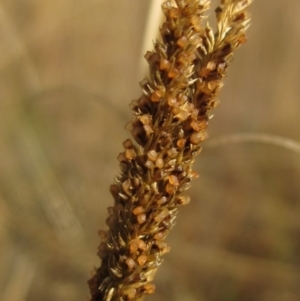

{"left": 0, "top": 1, "right": 300, "bottom": 301}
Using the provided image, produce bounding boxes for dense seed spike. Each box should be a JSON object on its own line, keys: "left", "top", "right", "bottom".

{"left": 88, "top": 1, "right": 252, "bottom": 300}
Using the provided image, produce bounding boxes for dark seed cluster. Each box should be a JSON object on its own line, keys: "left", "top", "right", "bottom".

{"left": 88, "top": 1, "right": 251, "bottom": 301}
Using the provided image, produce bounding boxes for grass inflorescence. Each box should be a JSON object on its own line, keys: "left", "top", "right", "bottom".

{"left": 88, "top": 1, "right": 252, "bottom": 300}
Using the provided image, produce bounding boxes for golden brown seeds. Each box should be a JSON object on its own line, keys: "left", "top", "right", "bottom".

{"left": 126, "top": 288, "right": 137, "bottom": 299}
{"left": 117, "top": 152, "right": 126, "bottom": 162}
{"left": 157, "top": 196, "right": 167, "bottom": 205}
{"left": 137, "top": 239, "right": 147, "bottom": 251}
{"left": 125, "top": 257, "right": 136, "bottom": 270}
{"left": 190, "top": 14, "right": 202, "bottom": 31}
{"left": 208, "top": 80, "right": 218, "bottom": 90}
{"left": 156, "top": 158, "right": 164, "bottom": 169}
{"left": 145, "top": 160, "right": 154, "bottom": 169}
{"left": 125, "top": 148, "right": 136, "bottom": 160}
{"left": 175, "top": 109, "right": 189, "bottom": 121}
{"left": 167, "top": 148, "right": 178, "bottom": 157}
{"left": 167, "top": 96, "right": 178, "bottom": 107}
{"left": 160, "top": 58, "right": 171, "bottom": 70}
{"left": 122, "top": 179, "right": 132, "bottom": 194}
{"left": 137, "top": 213, "right": 147, "bottom": 224}
{"left": 177, "top": 36, "right": 188, "bottom": 48}
{"left": 190, "top": 131, "right": 207, "bottom": 144}
{"left": 143, "top": 283, "right": 156, "bottom": 295}
{"left": 129, "top": 240, "right": 139, "bottom": 254}
{"left": 190, "top": 170, "right": 199, "bottom": 179}
{"left": 151, "top": 90, "right": 162, "bottom": 102}
{"left": 123, "top": 139, "right": 134, "bottom": 149}
{"left": 169, "top": 7, "right": 180, "bottom": 18}
{"left": 190, "top": 119, "right": 207, "bottom": 131}
{"left": 156, "top": 241, "right": 170, "bottom": 254}
{"left": 137, "top": 255, "right": 148, "bottom": 266}
{"left": 177, "top": 138, "right": 186, "bottom": 149}
{"left": 139, "top": 114, "right": 151, "bottom": 125}
{"left": 168, "top": 175, "right": 179, "bottom": 186}
{"left": 168, "top": 67, "right": 180, "bottom": 78}
{"left": 176, "top": 195, "right": 191, "bottom": 206}
{"left": 165, "top": 183, "right": 176, "bottom": 195}
{"left": 147, "top": 150, "right": 158, "bottom": 161}
{"left": 133, "top": 206, "right": 144, "bottom": 215}
{"left": 154, "top": 231, "right": 167, "bottom": 240}
{"left": 154, "top": 208, "right": 169, "bottom": 223}
{"left": 143, "top": 124, "right": 154, "bottom": 136}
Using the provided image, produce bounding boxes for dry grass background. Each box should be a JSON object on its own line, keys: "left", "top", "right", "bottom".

{"left": 0, "top": 0, "right": 300, "bottom": 300}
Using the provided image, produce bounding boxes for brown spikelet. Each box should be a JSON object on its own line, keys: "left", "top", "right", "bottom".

{"left": 88, "top": 0, "right": 252, "bottom": 300}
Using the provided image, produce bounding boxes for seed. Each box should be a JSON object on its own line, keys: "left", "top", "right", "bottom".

{"left": 137, "top": 255, "right": 148, "bottom": 266}
{"left": 167, "top": 96, "right": 177, "bottom": 107}
{"left": 133, "top": 206, "right": 144, "bottom": 215}
{"left": 137, "top": 213, "right": 146, "bottom": 224}
{"left": 162, "top": 1, "right": 172, "bottom": 11}
{"left": 176, "top": 138, "right": 186, "bottom": 149}
{"left": 123, "top": 139, "right": 134, "bottom": 149}
{"left": 211, "top": 98, "right": 221, "bottom": 109}
{"left": 160, "top": 58, "right": 171, "bottom": 70}
{"left": 154, "top": 231, "right": 166, "bottom": 240}
{"left": 117, "top": 152, "right": 126, "bottom": 162}
{"left": 169, "top": 7, "right": 180, "bottom": 18}
{"left": 208, "top": 80, "right": 218, "bottom": 90}
{"left": 133, "top": 177, "right": 141, "bottom": 188}
{"left": 191, "top": 15, "right": 202, "bottom": 31}
{"left": 137, "top": 239, "right": 147, "bottom": 251}
{"left": 177, "top": 36, "right": 188, "bottom": 48}
{"left": 147, "top": 150, "right": 158, "bottom": 161}
{"left": 175, "top": 109, "right": 188, "bottom": 121}
{"left": 177, "top": 53, "right": 188, "bottom": 64}
{"left": 125, "top": 257, "right": 136, "bottom": 270}
{"left": 145, "top": 160, "right": 154, "bottom": 169}
{"left": 190, "top": 131, "right": 208, "bottom": 144}
{"left": 151, "top": 90, "right": 162, "bottom": 102}
{"left": 167, "top": 148, "right": 178, "bottom": 157}
{"left": 154, "top": 208, "right": 169, "bottom": 223}
{"left": 143, "top": 124, "right": 154, "bottom": 136}
{"left": 190, "top": 170, "right": 199, "bottom": 179}
{"left": 125, "top": 148, "right": 136, "bottom": 160}
{"left": 191, "top": 108, "right": 199, "bottom": 119}
{"left": 156, "top": 241, "right": 170, "bottom": 254}
{"left": 157, "top": 196, "right": 167, "bottom": 205}
{"left": 165, "top": 183, "right": 176, "bottom": 195}
{"left": 168, "top": 175, "right": 179, "bottom": 186}
{"left": 190, "top": 119, "right": 207, "bottom": 131}
{"left": 122, "top": 179, "right": 132, "bottom": 194}
{"left": 178, "top": 94, "right": 188, "bottom": 103}
{"left": 129, "top": 240, "right": 139, "bottom": 254}
{"left": 139, "top": 114, "right": 151, "bottom": 125}
{"left": 176, "top": 195, "right": 191, "bottom": 206}
{"left": 156, "top": 158, "right": 164, "bottom": 169}
{"left": 143, "top": 283, "right": 155, "bottom": 294}
{"left": 126, "top": 288, "right": 136, "bottom": 299}
{"left": 168, "top": 67, "right": 180, "bottom": 78}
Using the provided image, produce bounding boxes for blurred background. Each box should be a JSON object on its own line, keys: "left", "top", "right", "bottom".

{"left": 0, "top": 0, "right": 300, "bottom": 300}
